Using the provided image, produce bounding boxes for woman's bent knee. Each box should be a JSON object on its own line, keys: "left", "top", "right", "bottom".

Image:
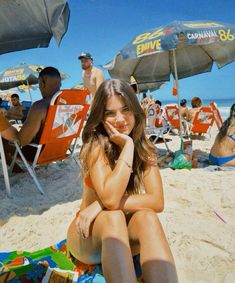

{"left": 95, "top": 210, "right": 128, "bottom": 239}
{"left": 132, "top": 209, "right": 158, "bottom": 225}
{"left": 96, "top": 210, "right": 126, "bottom": 226}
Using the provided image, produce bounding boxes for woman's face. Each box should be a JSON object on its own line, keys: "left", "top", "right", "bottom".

{"left": 103, "top": 95, "right": 135, "bottom": 135}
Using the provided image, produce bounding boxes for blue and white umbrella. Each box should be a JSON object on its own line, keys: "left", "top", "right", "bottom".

{"left": 104, "top": 20, "right": 235, "bottom": 136}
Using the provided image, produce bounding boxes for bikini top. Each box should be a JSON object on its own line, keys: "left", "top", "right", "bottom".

{"left": 227, "top": 130, "right": 235, "bottom": 142}
{"left": 84, "top": 175, "right": 95, "bottom": 190}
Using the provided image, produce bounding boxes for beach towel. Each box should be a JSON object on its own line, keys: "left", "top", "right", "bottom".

{"left": 0, "top": 239, "right": 144, "bottom": 283}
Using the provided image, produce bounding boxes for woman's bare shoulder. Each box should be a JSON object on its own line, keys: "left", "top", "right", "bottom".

{"left": 86, "top": 139, "right": 107, "bottom": 167}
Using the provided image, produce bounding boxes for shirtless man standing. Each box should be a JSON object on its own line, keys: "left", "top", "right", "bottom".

{"left": 78, "top": 52, "right": 104, "bottom": 102}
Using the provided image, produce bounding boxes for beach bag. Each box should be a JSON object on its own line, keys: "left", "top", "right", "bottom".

{"left": 169, "top": 140, "right": 192, "bottom": 170}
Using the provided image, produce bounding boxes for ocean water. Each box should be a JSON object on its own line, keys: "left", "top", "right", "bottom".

{"left": 161, "top": 98, "right": 234, "bottom": 121}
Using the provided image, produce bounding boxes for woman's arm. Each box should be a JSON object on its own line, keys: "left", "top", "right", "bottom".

{"left": 89, "top": 137, "right": 134, "bottom": 210}
{"left": 119, "top": 165, "right": 164, "bottom": 213}
{"left": 76, "top": 198, "right": 104, "bottom": 239}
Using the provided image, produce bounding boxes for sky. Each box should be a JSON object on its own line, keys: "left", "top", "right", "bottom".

{"left": 0, "top": 0, "right": 235, "bottom": 102}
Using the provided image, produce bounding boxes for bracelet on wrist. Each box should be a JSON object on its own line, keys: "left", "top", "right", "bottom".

{"left": 115, "top": 158, "right": 133, "bottom": 172}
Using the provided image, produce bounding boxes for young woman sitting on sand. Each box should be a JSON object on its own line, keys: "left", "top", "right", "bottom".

{"left": 209, "top": 103, "right": 235, "bottom": 166}
{"left": 67, "top": 79, "right": 178, "bottom": 283}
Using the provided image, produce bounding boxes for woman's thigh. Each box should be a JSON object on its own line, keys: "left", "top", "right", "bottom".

{"left": 67, "top": 210, "right": 128, "bottom": 264}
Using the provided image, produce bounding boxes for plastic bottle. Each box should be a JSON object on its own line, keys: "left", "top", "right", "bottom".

{"left": 183, "top": 140, "right": 193, "bottom": 159}
{"left": 192, "top": 151, "right": 198, "bottom": 168}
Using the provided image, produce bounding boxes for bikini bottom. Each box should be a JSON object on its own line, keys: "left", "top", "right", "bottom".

{"left": 209, "top": 154, "right": 235, "bottom": 166}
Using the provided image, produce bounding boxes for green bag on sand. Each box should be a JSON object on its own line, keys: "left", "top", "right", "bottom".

{"left": 169, "top": 140, "right": 192, "bottom": 170}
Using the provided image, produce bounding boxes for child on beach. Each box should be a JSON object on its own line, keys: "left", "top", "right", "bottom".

{"left": 67, "top": 79, "right": 178, "bottom": 283}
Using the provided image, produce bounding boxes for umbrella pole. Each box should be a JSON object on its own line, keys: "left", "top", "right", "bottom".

{"left": 26, "top": 80, "right": 33, "bottom": 102}
{"left": 172, "top": 49, "right": 183, "bottom": 141}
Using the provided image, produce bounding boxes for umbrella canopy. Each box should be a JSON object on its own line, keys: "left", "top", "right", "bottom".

{"left": 72, "top": 83, "right": 86, "bottom": 90}
{"left": 0, "top": 63, "right": 70, "bottom": 90}
{"left": 136, "top": 82, "right": 164, "bottom": 93}
{"left": 0, "top": 63, "right": 44, "bottom": 90}
{"left": 18, "top": 84, "right": 38, "bottom": 93}
{"left": 104, "top": 20, "right": 235, "bottom": 136}
{"left": 104, "top": 60, "right": 164, "bottom": 92}
{"left": 104, "top": 20, "right": 235, "bottom": 84}
{"left": 0, "top": 0, "right": 70, "bottom": 55}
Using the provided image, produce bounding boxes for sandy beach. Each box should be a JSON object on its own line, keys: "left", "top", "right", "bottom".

{"left": 0, "top": 125, "right": 235, "bottom": 283}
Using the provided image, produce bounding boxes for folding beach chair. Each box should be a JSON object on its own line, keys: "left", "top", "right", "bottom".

{"left": 0, "top": 133, "right": 11, "bottom": 197}
{"left": 146, "top": 104, "right": 171, "bottom": 152}
{"left": 210, "top": 102, "right": 223, "bottom": 129}
{"left": 165, "top": 104, "right": 191, "bottom": 137}
{"left": 190, "top": 106, "right": 215, "bottom": 138}
{"left": 12, "top": 89, "right": 90, "bottom": 194}
{"left": 165, "top": 105, "right": 180, "bottom": 130}
{"left": 1, "top": 128, "right": 44, "bottom": 197}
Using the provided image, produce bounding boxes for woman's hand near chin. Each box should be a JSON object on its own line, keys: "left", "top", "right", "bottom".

{"left": 103, "top": 121, "right": 133, "bottom": 148}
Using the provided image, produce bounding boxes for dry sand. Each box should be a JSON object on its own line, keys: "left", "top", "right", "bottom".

{"left": 0, "top": 125, "right": 234, "bottom": 283}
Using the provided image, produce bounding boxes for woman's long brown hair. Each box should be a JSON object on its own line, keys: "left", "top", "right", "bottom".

{"left": 217, "top": 103, "right": 235, "bottom": 141}
{"left": 80, "top": 79, "right": 157, "bottom": 194}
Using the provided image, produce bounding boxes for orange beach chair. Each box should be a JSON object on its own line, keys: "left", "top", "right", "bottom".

{"left": 165, "top": 105, "right": 180, "bottom": 129}
{"left": 190, "top": 106, "right": 215, "bottom": 137}
{"left": 12, "top": 89, "right": 90, "bottom": 194}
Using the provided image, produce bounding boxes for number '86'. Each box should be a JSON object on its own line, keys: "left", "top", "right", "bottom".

{"left": 132, "top": 29, "right": 164, "bottom": 44}
{"left": 218, "top": 29, "right": 235, "bottom": 41}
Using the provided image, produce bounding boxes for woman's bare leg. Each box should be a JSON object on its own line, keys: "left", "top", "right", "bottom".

{"left": 128, "top": 210, "right": 178, "bottom": 283}
{"left": 224, "top": 157, "right": 235, "bottom": 167}
{"left": 67, "top": 210, "right": 137, "bottom": 283}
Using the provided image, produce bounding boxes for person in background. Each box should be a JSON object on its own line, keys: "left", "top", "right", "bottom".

{"left": 189, "top": 96, "right": 202, "bottom": 121}
{"left": 209, "top": 103, "right": 235, "bottom": 166}
{"left": 3, "top": 67, "right": 61, "bottom": 167}
{"left": 6, "top": 93, "right": 24, "bottom": 121}
{"left": 141, "top": 95, "right": 155, "bottom": 117}
{"left": 0, "top": 113, "right": 17, "bottom": 141}
{"left": 78, "top": 52, "right": 105, "bottom": 103}
{"left": 180, "top": 99, "right": 191, "bottom": 121}
{"left": 0, "top": 97, "right": 7, "bottom": 116}
{"left": 0, "top": 113, "right": 22, "bottom": 172}
{"left": 154, "top": 100, "right": 163, "bottom": 127}
{"left": 67, "top": 79, "right": 178, "bottom": 283}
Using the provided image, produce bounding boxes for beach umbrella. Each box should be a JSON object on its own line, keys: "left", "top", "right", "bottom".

{"left": 72, "top": 83, "right": 86, "bottom": 90}
{"left": 104, "top": 20, "right": 235, "bottom": 136}
{"left": 18, "top": 84, "right": 39, "bottom": 93}
{"left": 0, "top": 0, "right": 70, "bottom": 55}
{"left": 0, "top": 0, "right": 70, "bottom": 197}
{"left": 0, "top": 63, "right": 69, "bottom": 100}
{"left": 137, "top": 81, "right": 164, "bottom": 93}
{"left": 0, "top": 63, "right": 44, "bottom": 91}
{"left": 71, "top": 83, "right": 90, "bottom": 95}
